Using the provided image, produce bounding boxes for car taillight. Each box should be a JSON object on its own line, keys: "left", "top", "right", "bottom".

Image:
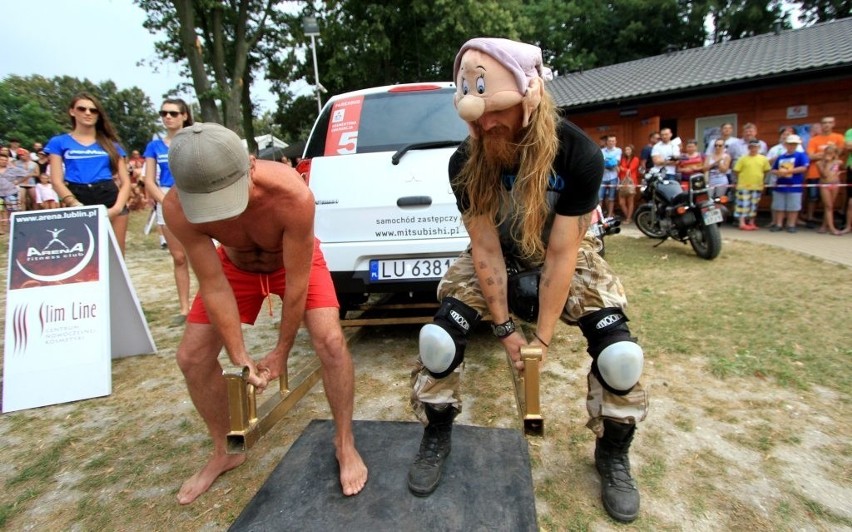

{"left": 387, "top": 84, "right": 443, "bottom": 92}
{"left": 296, "top": 158, "right": 312, "bottom": 185}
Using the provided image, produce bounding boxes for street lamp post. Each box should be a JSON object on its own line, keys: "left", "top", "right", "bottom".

{"left": 302, "top": 16, "right": 323, "bottom": 114}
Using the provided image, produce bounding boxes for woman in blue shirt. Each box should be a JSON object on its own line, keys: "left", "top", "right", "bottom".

{"left": 45, "top": 92, "right": 131, "bottom": 255}
{"left": 144, "top": 98, "right": 194, "bottom": 326}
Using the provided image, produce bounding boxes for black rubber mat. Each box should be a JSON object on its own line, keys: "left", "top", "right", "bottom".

{"left": 230, "top": 419, "right": 537, "bottom": 531}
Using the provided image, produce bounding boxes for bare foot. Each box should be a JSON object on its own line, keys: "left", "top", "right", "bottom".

{"left": 336, "top": 443, "right": 368, "bottom": 496}
{"left": 177, "top": 452, "right": 246, "bottom": 505}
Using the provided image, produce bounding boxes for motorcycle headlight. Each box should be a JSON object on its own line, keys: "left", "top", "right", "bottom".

{"left": 690, "top": 173, "right": 706, "bottom": 190}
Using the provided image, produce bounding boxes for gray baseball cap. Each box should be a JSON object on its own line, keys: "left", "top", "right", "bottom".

{"left": 168, "top": 122, "right": 250, "bottom": 223}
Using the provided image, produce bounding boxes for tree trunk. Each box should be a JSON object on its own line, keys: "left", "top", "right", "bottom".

{"left": 172, "top": 0, "right": 221, "bottom": 123}
{"left": 241, "top": 71, "right": 257, "bottom": 154}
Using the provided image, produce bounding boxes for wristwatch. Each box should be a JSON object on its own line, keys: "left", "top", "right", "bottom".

{"left": 491, "top": 318, "right": 516, "bottom": 339}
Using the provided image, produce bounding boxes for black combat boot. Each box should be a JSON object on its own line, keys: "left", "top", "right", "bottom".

{"left": 407, "top": 404, "right": 456, "bottom": 496}
{"left": 595, "top": 419, "right": 640, "bottom": 522}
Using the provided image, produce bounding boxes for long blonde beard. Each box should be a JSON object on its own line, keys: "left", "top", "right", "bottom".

{"left": 457, "top": 94, "right": 559, "bottom": 262}
{"left": 481, "top": 126, "right": 520, "bottom": 168}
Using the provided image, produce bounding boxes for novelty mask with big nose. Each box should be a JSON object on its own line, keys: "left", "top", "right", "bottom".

{"left": 453, "top": 37, "right": 551, "bottom": 138}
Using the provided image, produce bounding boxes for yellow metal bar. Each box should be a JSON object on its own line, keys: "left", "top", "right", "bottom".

{"left": 507, "top": 345, "right": 544, "bottom": 436}
{"left": 224, "top": 366, "right": 253, "bottom": 433}
{"left": 225, "top": 357, "right": 323, "bottom": 454}
{"left": 340, "top": 315, "right": 433, "bottom": 327}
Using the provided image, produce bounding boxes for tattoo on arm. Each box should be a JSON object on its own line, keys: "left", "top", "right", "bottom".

{"left": 540, "top": 263, "right": 551, "bottom": 288}
{"left": 577, "top": 213, "right": 591, "bottom": 239}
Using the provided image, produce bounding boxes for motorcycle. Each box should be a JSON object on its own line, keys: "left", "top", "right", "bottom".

{"left": 589, "top": 204, "right": 621, "bottom": 257}
{"left": 633, "top": 168, "right": 723, "bottom": 260}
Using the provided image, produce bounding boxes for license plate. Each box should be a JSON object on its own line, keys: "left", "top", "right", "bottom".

{"left": 702, "top": 207, "right": 723, "bottom": 225}
{"left": 370, "top": 257, "right": 456, "bottom": 281}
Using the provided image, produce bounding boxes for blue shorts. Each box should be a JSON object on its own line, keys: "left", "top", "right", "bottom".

{"left": 771, "top": 191, "right": 802, "bottom": 212}
{"left": 599, "top": 179, "right": 618, "bottom": 201}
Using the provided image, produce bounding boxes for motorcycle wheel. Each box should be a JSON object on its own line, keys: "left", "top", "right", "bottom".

{"left": 633, "top": 204, "right": 666, "bottom": 239}
{"left": 688, "top": 224, "right": 722, "bottom": 260}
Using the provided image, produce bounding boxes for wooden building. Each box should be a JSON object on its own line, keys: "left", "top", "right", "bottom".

{"left": 547, "top": 17, "right": 852, "bottom": 207}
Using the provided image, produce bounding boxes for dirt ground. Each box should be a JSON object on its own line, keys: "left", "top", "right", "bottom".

{"left": 1, "top": 212, "right": 850, "bottom": 531}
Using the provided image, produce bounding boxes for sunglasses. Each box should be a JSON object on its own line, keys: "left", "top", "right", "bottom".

{"left": 75, "top": 105, "right": 99, "bottom": 114}
{"left": 714, "top": 144, "right": 724, "bottom": 147}
{"left": 159, "top": 110, "right": 182, "bottom": 118}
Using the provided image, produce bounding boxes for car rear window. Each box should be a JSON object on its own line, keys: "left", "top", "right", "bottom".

{"left": 304, "top": 87, "right": 468, "bottom": 158}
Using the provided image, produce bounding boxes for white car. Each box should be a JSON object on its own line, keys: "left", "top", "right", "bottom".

{"left": 298, "top": 82, "right": 471, "bottom": 316}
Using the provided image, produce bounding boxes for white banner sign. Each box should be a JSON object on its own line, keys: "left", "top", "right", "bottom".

{"left": 3, "top": 206, "right": 156, "bottom": 413}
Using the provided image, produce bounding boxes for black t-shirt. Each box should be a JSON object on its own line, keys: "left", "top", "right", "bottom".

{"left": 448, "top": 119, "right": 602, "bottom": 260}
{"left": 640, "top": 144, "right": 654, "bottom": 170}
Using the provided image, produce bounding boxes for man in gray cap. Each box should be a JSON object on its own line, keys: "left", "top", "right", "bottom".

{"left": 164, "top": 122, "right": 367, "bottom": 504}
{"left": 407, "top": 38, "right": 648, "bottom": 523}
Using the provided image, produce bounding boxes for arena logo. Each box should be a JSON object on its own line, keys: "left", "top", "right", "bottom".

{"left": 16, "top": 225, "right": 96, "bottom": 282}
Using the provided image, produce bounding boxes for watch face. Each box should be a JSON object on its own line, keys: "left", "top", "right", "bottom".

{"left": 493, "top": 320, "right": 514, "bottom": 337}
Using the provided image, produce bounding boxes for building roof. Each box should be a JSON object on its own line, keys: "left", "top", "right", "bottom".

{"left": 547, "top": 17, "right": 852, "bottom": 111}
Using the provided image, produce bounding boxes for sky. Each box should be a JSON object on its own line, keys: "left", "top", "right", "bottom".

{"left": 0, "top": 0, "right": 278, "bottom": 113}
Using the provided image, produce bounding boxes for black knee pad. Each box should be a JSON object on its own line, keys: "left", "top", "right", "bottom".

{"left": 421, "top": 297, "right": 481, "bottom": 378}
{"left": 578, "top": 308, "right": 640, "bottom": 395}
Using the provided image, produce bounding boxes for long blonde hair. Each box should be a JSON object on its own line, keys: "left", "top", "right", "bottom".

{"left": 455, "top": 91, "right": 559, "bottom": 262}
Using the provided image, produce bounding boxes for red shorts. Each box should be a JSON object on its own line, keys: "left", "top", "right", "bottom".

{"left": 187, "top": 239, "right": 339, "bottom": 325}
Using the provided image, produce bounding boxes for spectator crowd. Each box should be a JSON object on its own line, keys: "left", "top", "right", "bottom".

{"left": 4, "top": 111, "right": 852, "bottom": 242}
{"left": 597, "top": 117, "right": 852, "bottom": 235}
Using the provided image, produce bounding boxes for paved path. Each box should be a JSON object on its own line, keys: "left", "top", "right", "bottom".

{"left": 617, "top": 222, "right": 852, "bottom": 267}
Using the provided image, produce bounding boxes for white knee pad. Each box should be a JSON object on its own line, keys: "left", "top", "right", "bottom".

{"left": 419, "top": 323, "right": 458, "bottom": 375}
{"left": 597, "top": 341, "right": 644, "bottom": 391}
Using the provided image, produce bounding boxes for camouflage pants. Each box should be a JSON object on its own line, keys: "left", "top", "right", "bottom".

{"left": 411, "top": 234, "right": 649, "bottom": 435}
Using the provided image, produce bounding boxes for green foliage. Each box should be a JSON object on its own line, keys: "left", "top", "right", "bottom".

{"left": 132, "top": 0, "right": 851, "bottom": 144}
{"left": 272, "top": 0, "right": 530, "bottom": 140}
{"left": 0, "top": 75, "right": 159, "bottom": 152}
{"left": 135, "top": 0, "right": 301, "bottom": 143}
{"left": 303, "top": 0, "right": 527, "bottom": 94}
{"left": 708, "top": 0, "right": 792, "bottom": 43}
{"left": 273, "top": 93, "right": 322, "bottom": 143}
{"left": 0, "top": 87, "right": 62, "bottom": 148}
{"left": 526, "top": 0, "right": 710, "bottom": 72}
{"left": 796, "top": 0, "right": 852, "bottom": 24}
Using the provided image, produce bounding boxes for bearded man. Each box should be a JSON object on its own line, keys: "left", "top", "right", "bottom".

{"left": 406, "top": 38, "right": 648, "bottom": 523}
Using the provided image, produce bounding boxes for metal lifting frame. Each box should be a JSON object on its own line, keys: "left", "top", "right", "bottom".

{"left": 507, "top": 345, "right": 544, "bottom": 436}
{"left": 224, "top": 358, "right": 323, "bottom": 454}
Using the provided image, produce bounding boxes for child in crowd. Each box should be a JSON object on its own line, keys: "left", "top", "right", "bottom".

{"left": 733, "top": 140, "right": 770, "bottom": 230}
{"left": 0, "top": 153, "right": 22, "bottom": 225}
{"left": 816, "top": 143, "right": 843, "bottom": 235}
{"left": 35, "top": 173, "right": 59, "bottom": 209}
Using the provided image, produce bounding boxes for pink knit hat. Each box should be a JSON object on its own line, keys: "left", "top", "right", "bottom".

{"left": 453, "top": 38, "right": 553, "bottom": 133}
